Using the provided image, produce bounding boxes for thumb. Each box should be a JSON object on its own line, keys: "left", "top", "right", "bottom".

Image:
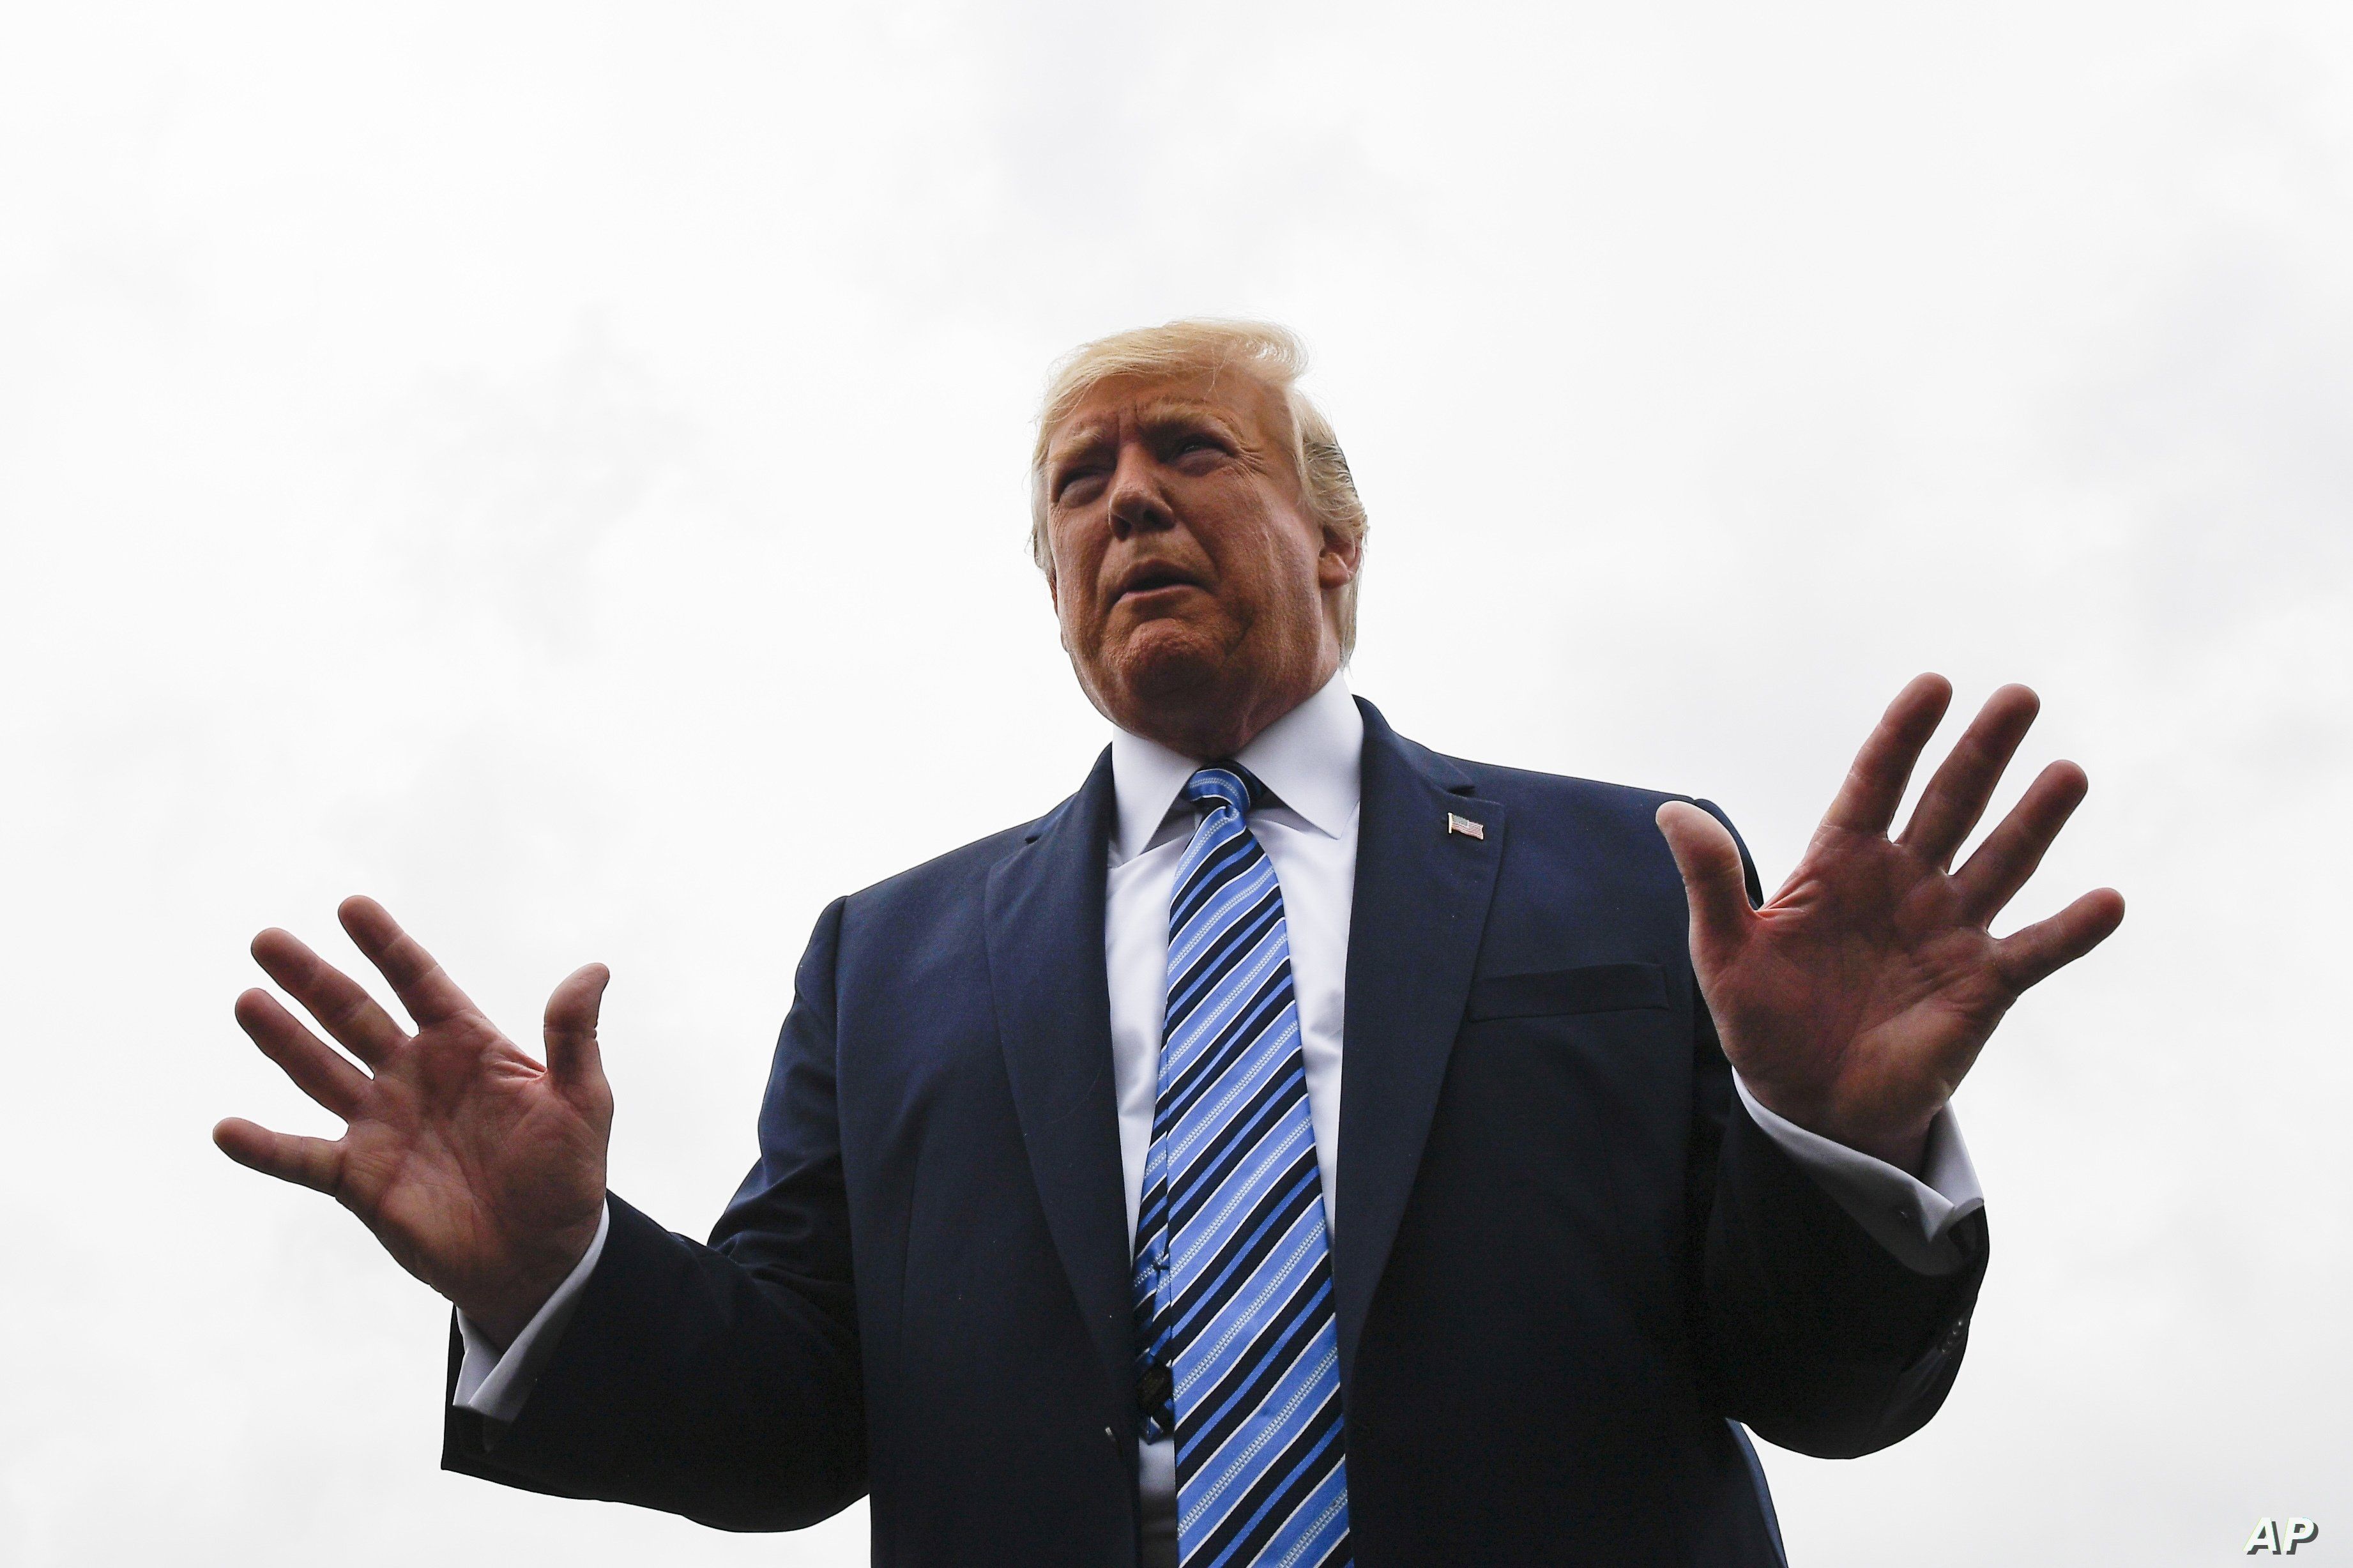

{"left": 1654, "top": 802, "right": 1753, "bottom": 963}
{"left": 544, "top": 963, "right": 611, "bottom": 1097}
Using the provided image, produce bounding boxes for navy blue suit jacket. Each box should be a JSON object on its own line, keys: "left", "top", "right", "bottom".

{"left": 445, "top": 700, "right": 1986, "bottom": 1565}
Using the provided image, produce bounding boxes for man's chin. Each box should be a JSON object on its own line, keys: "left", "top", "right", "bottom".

{"left": 1095, "top": 625, "right": 1237, "bottom": 721}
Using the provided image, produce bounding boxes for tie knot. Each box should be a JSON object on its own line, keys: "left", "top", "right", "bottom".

{"left": 1184, "top": 763, "right": 1262, "bottom": 821}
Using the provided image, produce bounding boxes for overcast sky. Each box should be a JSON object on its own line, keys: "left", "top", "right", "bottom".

{"left": 4, "top": 4, "right": 2348, "bottom": 1564}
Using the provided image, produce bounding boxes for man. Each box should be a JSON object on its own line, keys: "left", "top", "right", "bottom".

{"left": 216, "top": 321, "right": 2123, "bottom": 1565}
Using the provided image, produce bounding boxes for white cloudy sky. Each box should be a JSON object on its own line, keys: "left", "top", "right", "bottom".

{"left": 3, "top": 4, "right": 2347, "bottom": 1564}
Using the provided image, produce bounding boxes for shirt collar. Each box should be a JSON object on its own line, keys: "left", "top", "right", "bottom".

{"left": 1108, "top": 670, "right": 1364, "bottom": 864}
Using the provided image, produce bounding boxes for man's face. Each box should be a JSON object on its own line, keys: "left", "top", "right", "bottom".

{"left": 1041, "top": 371, "right": 1357, "bottom": 754}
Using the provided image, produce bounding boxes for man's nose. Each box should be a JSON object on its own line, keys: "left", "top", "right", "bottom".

{"left": 1107, "top": 447, "right": 1176, "bottom": 540}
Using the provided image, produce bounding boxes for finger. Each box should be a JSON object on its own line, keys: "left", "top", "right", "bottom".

{"left": 250, "top": 927, "right": 406, "bottom": 1067}
{"left": 338, "top": 895, "right": 481, "bottom": 1029}
{"left": 1656, "top": 802, "right": 1753, "bottom": 964}
{"left": 1953, "top": 759, "right": 2090, "bottom": 919}
{"left": 1898, "top": 683, "right": 2040, "bottom": 867}
{"left": 235, "top": 987, "right": 370, "bottom": 1118}
{"left": 1820, "top": 674, "right": 1954, "bottom": 837}
{"left": 544, "top": 963, "right": 611, "bottom": 1095}
{"left": 1994, "top": 887, "right": 2126, "bottom": 991}
{"left": 212, "top": 1116, "right": 344, "bottom": 1195}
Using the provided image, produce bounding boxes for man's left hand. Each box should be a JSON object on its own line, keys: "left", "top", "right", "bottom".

{"left": 1656, "top": 674, "right": 2126, "bottom": 1174}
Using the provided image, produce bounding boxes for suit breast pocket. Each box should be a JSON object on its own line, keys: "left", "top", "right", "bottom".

{"left": 1429, "top": 960, "right": 1683, "bottom": 1276}
{"left": 1463, "top": 961, "right": 1668, "bottom": 1023}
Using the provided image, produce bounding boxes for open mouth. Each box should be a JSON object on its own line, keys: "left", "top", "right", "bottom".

{"left": 1115, "top": 567, "right": 1203, "bottom": 603}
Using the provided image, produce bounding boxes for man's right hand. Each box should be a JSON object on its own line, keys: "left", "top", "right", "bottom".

{"left": 214, "top": 895, "right": 613, "bottom": 1348}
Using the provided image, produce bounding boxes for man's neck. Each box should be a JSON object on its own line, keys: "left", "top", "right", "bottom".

{"left": 1111, "top": 653, "right": 1342, "bottom": 761}
{"left": 1108, "top": 670, "right": 1360, "bottom": 864}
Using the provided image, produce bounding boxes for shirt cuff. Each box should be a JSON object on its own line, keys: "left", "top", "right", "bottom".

{"left": 450, "top": 1201, "right": 611, "bottom": 1422}
{"left": 1733, "top": 1074, "right": 1984, "bottom": 1277}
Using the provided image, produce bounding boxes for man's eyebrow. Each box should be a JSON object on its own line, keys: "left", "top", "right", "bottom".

{"left": 1045, "top": 426, "right": 1113, "bottom": 474}
{"left": 1045, "top": 401, "right": 1245, "bottom": 468}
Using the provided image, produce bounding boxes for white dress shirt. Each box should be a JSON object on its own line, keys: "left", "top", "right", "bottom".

{"left": 457, "top": 672, "right": 1984, "bottom": 1556}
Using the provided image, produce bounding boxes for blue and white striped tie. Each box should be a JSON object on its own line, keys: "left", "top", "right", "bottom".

{"left": 1132, "top": 765, "right": 1352, "bottom": 1568}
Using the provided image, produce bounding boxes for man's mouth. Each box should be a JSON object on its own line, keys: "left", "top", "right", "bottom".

{"left": 1115, "top": 567, "right": 1203, "bottom": 604}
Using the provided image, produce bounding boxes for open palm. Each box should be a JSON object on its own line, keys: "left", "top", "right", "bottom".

{"left": 214, "top": 895, "right": 612, "bottom": 1344}
{"left": 1657, "top": 676, "right": 2125, "bottom": 1171}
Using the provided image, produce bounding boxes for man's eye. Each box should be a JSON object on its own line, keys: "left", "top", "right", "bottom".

{"left": 1057, "top": 469, "right": 1106, "bottom": 501}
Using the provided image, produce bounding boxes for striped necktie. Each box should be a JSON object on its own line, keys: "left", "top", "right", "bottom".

{"left": 1132, "top": 764, "right": 1352, "bottom": 1568}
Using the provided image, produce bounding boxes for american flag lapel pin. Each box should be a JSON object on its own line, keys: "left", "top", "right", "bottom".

{"left": 1446, "top": 812, "right": 1485, "bottom": 841}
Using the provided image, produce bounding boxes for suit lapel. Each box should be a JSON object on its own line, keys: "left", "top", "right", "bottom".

{"left": 1333, "top": 700, "right": 1507, "bottom": 1387}
{"left": 983, "top": 749, "right": 1134, "bottom": 1436}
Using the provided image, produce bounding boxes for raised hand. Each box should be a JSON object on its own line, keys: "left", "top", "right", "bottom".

{"left": 213, "top": 895, "right": 613, "bottom": 1345}
{"left": 1656, "top": 674, "right": 2126, "bottom": 1174}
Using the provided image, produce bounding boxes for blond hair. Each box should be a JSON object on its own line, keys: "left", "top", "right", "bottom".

{"left": 1028, "top": 319, "right": 1369, "bottom": 657}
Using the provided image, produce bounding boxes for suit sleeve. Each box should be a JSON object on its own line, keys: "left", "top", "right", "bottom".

{"left": 1682, "top": 801, "right": 1988, "bottom": 1459}
{"left": 441, "top": 897, "right": 868, "bottom": 1530}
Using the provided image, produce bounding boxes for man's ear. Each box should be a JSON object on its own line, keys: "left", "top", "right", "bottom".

{"left": 1043, "top": 561, "right": 1069, "bottom": 651}
{"left": 1316, "top": 523, "right": 1360, "bottom": 590}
